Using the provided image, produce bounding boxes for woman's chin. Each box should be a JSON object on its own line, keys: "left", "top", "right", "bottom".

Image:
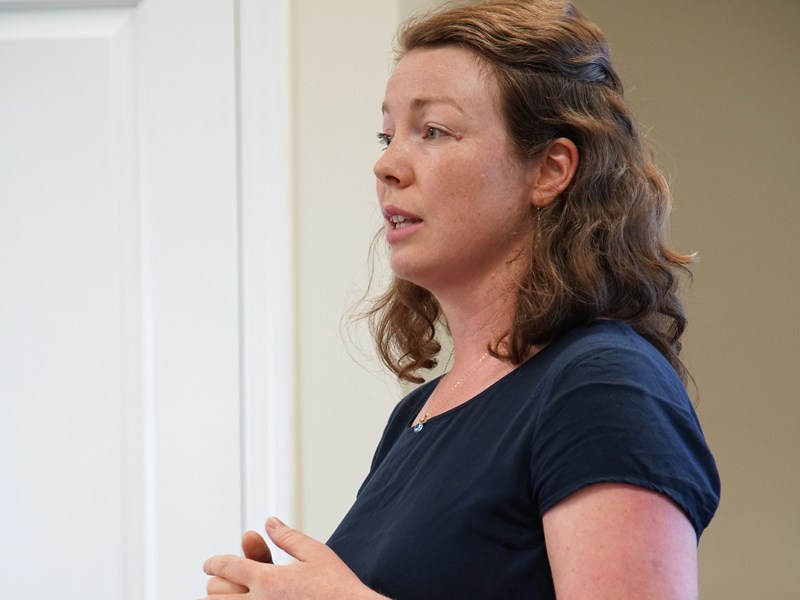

{"left": 388, "top": 258, "right": 431, "bottom": 288}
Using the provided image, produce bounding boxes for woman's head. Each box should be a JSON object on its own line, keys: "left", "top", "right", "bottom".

{"left": 374, "top": 44, "right": 575, "bottom": 297}
{"left": 368, "top": 0, "right": 693, "bottom": 383}
{"left": 397, "top": 0, "right": 624, "bottom": 162}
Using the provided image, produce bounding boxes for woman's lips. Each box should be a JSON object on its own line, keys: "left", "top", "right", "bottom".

{"left": 383, "top": 206, "right": 423, "bottom": 244}
{"left": 386, "top": 216, "right": 423, "bottom": 243}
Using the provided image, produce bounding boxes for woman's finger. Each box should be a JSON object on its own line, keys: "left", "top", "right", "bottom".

{"left": 204, "top": 554, "right": 262, "bottom": 586}
{"left": 242, "top": 530, "right": 273, "bottom": 563}
{"left": 206, "top": 575, "right": 248, "bottom": 594}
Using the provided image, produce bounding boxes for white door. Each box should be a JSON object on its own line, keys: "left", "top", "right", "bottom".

{"left": 0, "top": 1, "right": 293, "bottom": 598}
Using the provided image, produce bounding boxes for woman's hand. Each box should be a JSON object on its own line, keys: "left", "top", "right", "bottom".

{"left": 205, "top": 529, "right": 274, "bottom": 595}
{"left": 201, "top": 517, "right": 385, "bottom": 600}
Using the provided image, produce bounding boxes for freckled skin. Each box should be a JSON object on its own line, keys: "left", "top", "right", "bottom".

{"left": 374, "top": 46, "right": 535, "bottom": 298}
{"left": 544, "top": 483, "right": 699, "bottom": 599}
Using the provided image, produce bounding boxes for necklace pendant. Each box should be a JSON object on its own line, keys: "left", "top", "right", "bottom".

{"left": 413, "top": 411, "right": 429, "bottom": 433}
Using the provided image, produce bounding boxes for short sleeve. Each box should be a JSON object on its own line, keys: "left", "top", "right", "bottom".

{"left": 530, "top": 340, "right": 720, "bottom": 539}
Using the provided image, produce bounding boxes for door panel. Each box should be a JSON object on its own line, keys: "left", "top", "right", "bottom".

{"left": 0, "top": 11, "right": 142, "bottom": 598}
{"left": 0, "top": 2, "right": 291, "bottom": 597}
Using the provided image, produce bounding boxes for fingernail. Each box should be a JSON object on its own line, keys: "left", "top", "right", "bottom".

{"left": 266, "top": 516, "right": 285, "bottom": 529}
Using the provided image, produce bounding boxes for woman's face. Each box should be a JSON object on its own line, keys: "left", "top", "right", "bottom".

{"left": 375, "top": 45, "right": 535, "bottom": 296}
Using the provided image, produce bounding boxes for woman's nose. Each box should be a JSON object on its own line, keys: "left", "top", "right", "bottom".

{"left": 373, "top": 140, "right": 411, "bottom": 187}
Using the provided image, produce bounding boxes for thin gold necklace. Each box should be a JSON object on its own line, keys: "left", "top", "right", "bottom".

{"left": 413, "top": 351, "right": 489, "bottom": 432}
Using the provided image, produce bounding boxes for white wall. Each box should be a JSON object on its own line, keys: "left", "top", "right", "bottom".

{"left": 290, "top": 0, "right": 403, "bottom": 540}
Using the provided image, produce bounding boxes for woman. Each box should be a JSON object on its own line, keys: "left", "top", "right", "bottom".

{"left": 202, "top": 1, "right": 720, "bottom": 598}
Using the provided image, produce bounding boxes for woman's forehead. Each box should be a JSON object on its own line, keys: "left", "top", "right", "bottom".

{"left": 383, "top": 46, "right": 499, "bottom": 114}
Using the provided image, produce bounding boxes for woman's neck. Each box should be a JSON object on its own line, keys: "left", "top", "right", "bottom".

{"left": 435, "top": 273, "right": 518, "bottom": 372}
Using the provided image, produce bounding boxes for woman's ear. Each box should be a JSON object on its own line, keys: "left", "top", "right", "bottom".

{"left": 529, "top": 137, "right": 579, "bottom": 208}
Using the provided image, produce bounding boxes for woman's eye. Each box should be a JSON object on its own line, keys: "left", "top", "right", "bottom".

{"left": 425, "top": 127, "right": 439, "bottom": 140}
{"left": 376, "top": 132, "right": 392, "bottom": 149}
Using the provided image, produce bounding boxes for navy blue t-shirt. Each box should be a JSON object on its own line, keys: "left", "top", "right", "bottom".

{"left": 327, "top": 321, "right": 720, "bottom": 599}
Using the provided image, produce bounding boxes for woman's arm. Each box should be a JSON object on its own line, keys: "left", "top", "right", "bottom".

{"left": 543, "top": 482, "right": 698, "bottom": 600}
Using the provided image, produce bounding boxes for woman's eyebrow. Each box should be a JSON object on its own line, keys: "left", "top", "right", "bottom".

{"left": 381, "top": 96, "right": 465, "bottom": 115}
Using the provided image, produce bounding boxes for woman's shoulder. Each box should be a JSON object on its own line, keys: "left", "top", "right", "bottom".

{"left": 549, "top": 319, "right": 663, "bottom": 357}
{"left": 526, "top": 321, "right": 719, "bottom": 536}
{"left": 535, "top": 320, "right": 681, "bottom": 385}
{"left": 514, "top": 319, "right": 694, "bottom": 429}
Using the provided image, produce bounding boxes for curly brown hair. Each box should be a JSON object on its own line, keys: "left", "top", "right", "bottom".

{"left": 367, "top": 0, "right": 693, "bottom": 384}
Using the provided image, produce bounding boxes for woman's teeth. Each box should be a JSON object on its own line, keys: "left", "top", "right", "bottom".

{"left": 390, "top": 215, "right": 416, "bottom": 229}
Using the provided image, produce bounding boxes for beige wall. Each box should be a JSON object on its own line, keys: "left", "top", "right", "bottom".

{"left": 292, "top": 1, "right": 800, "bottom": 598}
{"left": 575, "top": 2, "right": 800, "bottom": 597}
